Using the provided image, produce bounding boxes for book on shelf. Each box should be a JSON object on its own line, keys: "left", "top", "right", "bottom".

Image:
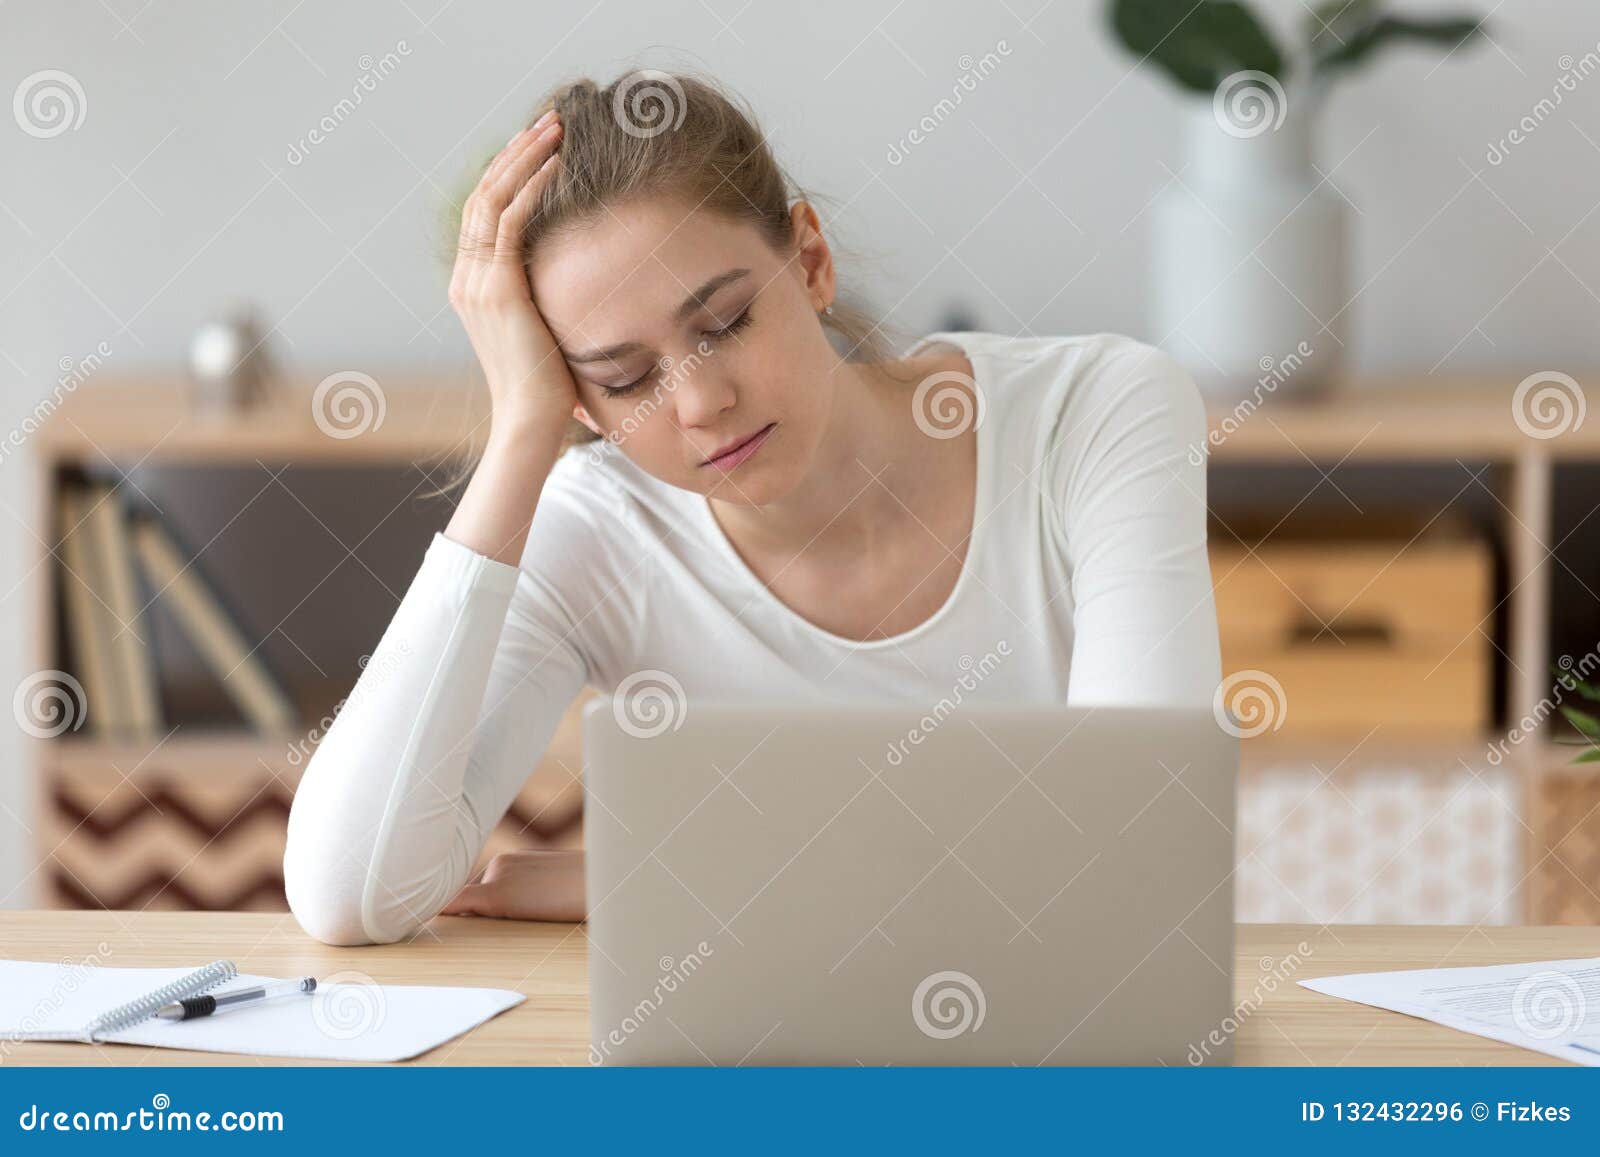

{"left": 56, "top": 486, "right": 124, "bottom": 737}
{"left": 87, "top": 481, "right": 162, "bottom": 736}
{"left": 54, "top": 481, "right": 298, "bottom": 737}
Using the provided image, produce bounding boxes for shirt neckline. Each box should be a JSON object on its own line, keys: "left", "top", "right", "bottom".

{"left": 694, "top": 331, "right": 990, "bottom": 651}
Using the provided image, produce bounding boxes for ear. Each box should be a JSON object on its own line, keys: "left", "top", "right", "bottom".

{"left": 572, "top": 402, "right": 601, "bottom": 437}
{"left": 787, "top": 200, "right": 836, "bottom": 313}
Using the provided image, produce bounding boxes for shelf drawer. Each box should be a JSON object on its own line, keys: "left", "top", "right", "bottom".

{"left": 1210, "top": 540, "right": 1492, "bottom": 734}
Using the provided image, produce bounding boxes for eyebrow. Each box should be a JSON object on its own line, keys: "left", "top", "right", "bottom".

{"left": 562, "top": 268, "right": 752, "bottom": 364}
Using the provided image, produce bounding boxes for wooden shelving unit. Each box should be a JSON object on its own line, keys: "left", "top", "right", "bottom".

{"left": 1204, "top": 372, "right": 1598, "bottom": 924}
{"left": 1207, "top": 373, "right": 1592, "bottom": 730}
{"left": 23, "top": 374, "right": 582, "bottom": 914}
{"left": 19, "top": 368, "right": 1599, "bottom": 922}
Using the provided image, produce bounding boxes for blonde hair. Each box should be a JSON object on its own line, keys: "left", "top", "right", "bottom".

{"left": 425, "top": 68, "right": 914, "bottom": 499}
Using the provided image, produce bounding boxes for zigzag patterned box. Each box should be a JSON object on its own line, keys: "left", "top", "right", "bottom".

{"left": 33, "top": 691, "right": 593, "bottom": 913}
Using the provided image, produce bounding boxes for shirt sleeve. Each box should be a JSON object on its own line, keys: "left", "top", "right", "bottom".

{"left": 1052, "top": 338, "right": 1222, "bottom": 709}
{"left": 283, "top": 487, "right": 597, "bottom": 946}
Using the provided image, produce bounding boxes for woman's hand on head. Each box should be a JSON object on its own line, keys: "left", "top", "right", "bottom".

{"left": 450, "top": 111, "right": 580, "bottom": 433}
{"left": 440, "top": 849, "right": 587, "bottom": 923}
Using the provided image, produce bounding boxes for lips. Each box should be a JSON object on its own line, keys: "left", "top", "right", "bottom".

{"left": 700, "top": 422, "right": 775, "bottom": 467}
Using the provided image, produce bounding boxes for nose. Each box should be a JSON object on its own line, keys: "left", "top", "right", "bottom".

{"left": 668, "top": 356, "right": 737, "bottom": 431}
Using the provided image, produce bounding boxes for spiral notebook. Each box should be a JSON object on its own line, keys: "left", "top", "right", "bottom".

{"left": 1, "top": 957, "right": 524, "bottom": 1062}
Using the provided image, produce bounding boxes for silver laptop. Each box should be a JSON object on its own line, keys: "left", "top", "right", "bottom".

{"left": 581, "top": 700, "right": 1238, "bottom": 1066}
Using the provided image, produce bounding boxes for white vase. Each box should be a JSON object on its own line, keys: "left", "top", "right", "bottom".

{"left": 1149, "top": 90, "right": 1346, "bottom": 403}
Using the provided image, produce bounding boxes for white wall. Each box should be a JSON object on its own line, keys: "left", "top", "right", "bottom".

{"left": 3, "top": 0, "right": 1598, "bottom": 905}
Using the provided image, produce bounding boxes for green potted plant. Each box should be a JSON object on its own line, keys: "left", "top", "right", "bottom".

{"left": 1553, "top": 662, "right": 1600, "bottom": 764}
{"left": 1104, "top": 0, "right": 1484, "bottom": 403}
{"left": 1107, "top": 1, "right": 1484, "bottom": 107}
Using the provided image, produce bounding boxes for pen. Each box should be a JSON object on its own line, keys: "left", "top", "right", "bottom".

{"left": 155, "top": 977, "right": 317, "bottom": 1021}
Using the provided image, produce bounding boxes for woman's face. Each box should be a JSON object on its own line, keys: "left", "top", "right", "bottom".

{"left": 529, "top": 197, "right": 839, "bottom": 505}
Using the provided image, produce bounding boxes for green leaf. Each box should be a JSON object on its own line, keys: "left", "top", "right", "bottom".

{"left": 1108, "top": 0, "right": 1288, "bottom": 94}
{"left": 1554, "top": 664, "right": 1600, "bottom": 702}
{"left": 1307, "top": 0, "right": 1378, "bottom": 59}
{"left": 1573, "top": 747, "right": 1600, "bottom": 764}
{"left": 1559, "top": 704, "right": 1600, "bottom": 740}
{"left": 1313, "top": 14, "right": 1485, "bottom": 77}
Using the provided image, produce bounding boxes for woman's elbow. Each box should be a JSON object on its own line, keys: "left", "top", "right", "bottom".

{"left": 282, "top": 833, "right": 439, "bottom": 946}
{"left": 283, "top": 845, "right": 378, "bottom": 946}
{"left": 282, "top": 758, "right": 448, "bottom": 946}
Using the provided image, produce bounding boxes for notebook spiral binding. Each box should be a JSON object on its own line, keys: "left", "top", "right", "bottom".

{"left": 6, "top": 958, "right": 237, "bottom": 1044}
{"left": 86, "top": 959, "right": 238, "bottom": 1041}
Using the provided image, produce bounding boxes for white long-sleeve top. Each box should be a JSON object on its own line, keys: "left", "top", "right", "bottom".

{"left": 283, "top": 331, "right": 1222, "bottom": 945}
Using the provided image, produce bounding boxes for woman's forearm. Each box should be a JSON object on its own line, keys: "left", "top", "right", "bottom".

{"left": 446, "top": 411, "right": 572, "bottom": 566}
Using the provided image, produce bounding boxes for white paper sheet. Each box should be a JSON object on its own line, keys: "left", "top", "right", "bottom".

{"left": 0, "top": 959, "right": 524, "bottom": 1062}
{"left": 1300, "top": 956, "right": 1600, "bottom": 1065}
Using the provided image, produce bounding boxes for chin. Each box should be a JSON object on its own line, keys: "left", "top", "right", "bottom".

{"left": 700, "top": 473, "right": 777, "bottom": 504}
{"left": 701, "top": 454, "right": 803, "bottom": 504}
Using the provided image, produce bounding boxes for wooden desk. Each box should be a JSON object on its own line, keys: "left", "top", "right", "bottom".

{"left": 4, "top": 912, "right": 1596, "bottom": 1066}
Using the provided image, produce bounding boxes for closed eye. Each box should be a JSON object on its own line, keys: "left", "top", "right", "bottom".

{"left": 704, "top": 304, "right": 753, "bottom": 343}
{"left": 596, "top": 303, "right": 756, "bottom": 399}
{"left": 599, "top": 373, "right": 651, "bottom": 400}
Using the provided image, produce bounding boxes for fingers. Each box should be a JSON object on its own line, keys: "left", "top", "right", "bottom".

{"left": 459, "top": 116, "right": 562, "bottom": 256}
{"left": 453, "top": 118, "right": 562, "bottom": 315}
{"left": 481, "top": 108, "right": 555, "bottom": 187}
{"left": 440, "top": 881, "right": 498, "bottom": 916}
{"left": 494, "top": 149, "right": 560, "bottom": 263}
{"left": 469, "top": 126, "right": 545, "bottom": 224}
{"left": 481, "top": 118, "right": 562, "bottom": 210}
{"left": 451, "top": 115, "right": 564, "bottom": 309}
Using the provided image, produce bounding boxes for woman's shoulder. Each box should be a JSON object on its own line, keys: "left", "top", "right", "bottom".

{"left": 903, "top": 329, "right": 1193, "bottom": 401}
{"left": 913, "top": 330, "right": 1200, "bottom": 439}
{"left": 929, "top": 329, "right": 1182, "bottom": 376}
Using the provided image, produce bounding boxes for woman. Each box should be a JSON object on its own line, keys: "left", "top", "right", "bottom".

{"left": 283, "top": 71, "right": 1221, "bottom": 947}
